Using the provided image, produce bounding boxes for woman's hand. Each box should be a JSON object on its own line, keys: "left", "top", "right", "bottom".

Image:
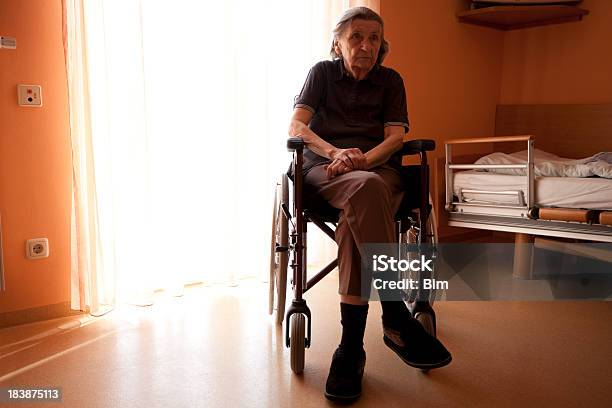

{"left": 325, "top": 148, "right": 367, "bottom": 179}
{"left": 331, "top": 148, "right": 367, "bottom": 170}
{"left": 325, "top": 158, "right": 354, "bottom": 179}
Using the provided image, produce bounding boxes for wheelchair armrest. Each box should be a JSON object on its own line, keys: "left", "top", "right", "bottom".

{"left": 287, "top": 137, "right": 304, "bottom": 152}
{"left": 401, "top": 139, "right": 436, "bottom": 155}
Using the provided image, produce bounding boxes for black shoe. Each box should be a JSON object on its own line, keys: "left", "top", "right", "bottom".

{"left": 324, "top": 347, "right": 366, "bottom": 402}
{"left": 383, "top": 317, "right": 452, "bottom": 369}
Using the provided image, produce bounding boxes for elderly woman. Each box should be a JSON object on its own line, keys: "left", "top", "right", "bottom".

{"left": 288, "top": 7, "right": 451, "bottom": 402}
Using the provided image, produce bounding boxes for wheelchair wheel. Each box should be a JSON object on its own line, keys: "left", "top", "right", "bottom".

{"left": 400, "top": 194, "right": 438, "bottom": 373}
{"left": 404, "top": 193, "right": 438, "bottom": 246}
{"left": 400, "top": 194, "right": 438, "bottom": 305}
{"left": 290, "top": 313, "right": 306, "bottom": 374}
{"left": 268, "top": 183, "right": 278, "bottom": 315}
{"left": 402, "top": 196, "right": 439, "bottom": 372}
{"left": 268, "top": 174, "right": 289, "bottom": 325}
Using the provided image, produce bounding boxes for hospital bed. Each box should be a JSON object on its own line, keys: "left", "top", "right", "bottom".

{"left": 442, "top": 104, "right": 612, "bottom": 276}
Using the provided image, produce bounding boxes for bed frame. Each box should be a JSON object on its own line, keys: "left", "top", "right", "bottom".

{"left": 443, "top": 104, "right": 612, "bottom": 276}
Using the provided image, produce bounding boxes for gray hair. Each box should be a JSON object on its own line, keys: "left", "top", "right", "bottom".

{"left": 330, "top": 7, "right": 389, "bottom": 65}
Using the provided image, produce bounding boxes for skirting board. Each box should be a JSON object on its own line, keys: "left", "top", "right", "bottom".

{"left": 0, "top": 301, "right": 84, "bottom": 329}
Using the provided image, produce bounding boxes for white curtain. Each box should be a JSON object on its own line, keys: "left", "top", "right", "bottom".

{"left": 64, "top": 0, "right": 380, "bottom": 314}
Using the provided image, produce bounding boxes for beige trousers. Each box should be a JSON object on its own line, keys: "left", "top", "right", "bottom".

{"left": 304, "top": 164, "right": 405, "bottom": 296}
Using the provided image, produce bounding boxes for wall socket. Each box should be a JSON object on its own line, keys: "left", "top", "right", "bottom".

{"left": 18, "top": 85, "right": 43, "bottom": 107}
{"left": 26, "top": 238, "right": 49, "bottom": 259}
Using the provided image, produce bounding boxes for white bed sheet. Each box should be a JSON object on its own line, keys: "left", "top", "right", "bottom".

{"left": 453, "top": 171, "right": 612, "bottom": 210}
{"left": 474, "top": 149, "right": 612, "bottom": 178}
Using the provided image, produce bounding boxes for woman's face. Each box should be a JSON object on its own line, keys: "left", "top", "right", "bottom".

{"left": 334, "top": 19, "right": 382, "bottom": 80}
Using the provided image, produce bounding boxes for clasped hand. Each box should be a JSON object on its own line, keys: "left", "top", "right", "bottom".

{"left": 325, "top": 148, "right": 367, "bottom": 179}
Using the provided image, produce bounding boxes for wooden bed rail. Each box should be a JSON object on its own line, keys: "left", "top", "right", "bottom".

{"left": 445, "top": 135, "right": 533, "bottom": 145}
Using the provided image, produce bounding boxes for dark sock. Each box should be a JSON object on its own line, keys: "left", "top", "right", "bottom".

{"left": 374, "top": 266, "right": 412, "bottom": 330}
{"left": 339, "top": 303, "right": 369, "bottom": 353}
{"left": 380, "top": 300, "right": 411, "bottom": 330}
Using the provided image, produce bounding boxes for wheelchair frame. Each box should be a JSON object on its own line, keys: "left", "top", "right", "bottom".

{"left": 270, "top": 137, "right": 438, "bottom": 374}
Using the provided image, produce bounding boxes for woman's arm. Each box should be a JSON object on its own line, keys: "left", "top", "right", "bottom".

{"left": 363, "top": 125, "right": 405, "bottom": 169}
{"left": 289, "top": 107, "right": 367, "bottom": 169}
{"left": 288, "top": 108, "right": 337, "bottom": 159}
{"left": 289, "top": 108, "right": 404, "bottom": 178}
{"left": 324, "top": 125, "right": 404, "bottom": 178}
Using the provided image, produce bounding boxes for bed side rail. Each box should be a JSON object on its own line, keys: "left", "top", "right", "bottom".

{"left": 444, "top": 135, "right": 535, "bottom": 217}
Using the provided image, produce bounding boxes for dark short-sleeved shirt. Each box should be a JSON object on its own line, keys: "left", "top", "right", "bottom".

{"left": 294, "top": 59, "right": 409, "bottom": 174}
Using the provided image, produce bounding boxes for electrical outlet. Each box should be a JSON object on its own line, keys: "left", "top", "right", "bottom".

{"left": 18, "top": 84, "right": 43, "bottom": 107}
{"left": 26, "top": 238, "right": 49, "bottom": 259}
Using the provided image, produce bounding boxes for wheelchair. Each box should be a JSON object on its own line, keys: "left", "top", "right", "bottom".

{"left": 269, "top": 137, "right": 438, "bottom": 374}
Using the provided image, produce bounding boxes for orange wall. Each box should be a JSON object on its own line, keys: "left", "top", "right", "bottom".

{"left": 382, "top": 0, "right": 505, "bottom": 238}
{"left": 501, "top": 0, "right": 612, "bottom": 104}
{"left": 0, "top": 0, "right": 72, "bottom": 313}
{"left": 382, "top": 0, "right": 505, "bottom": 156}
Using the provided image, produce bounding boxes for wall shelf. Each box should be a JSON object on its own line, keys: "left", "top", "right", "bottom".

{"left": 457, "top": 5, "right": 589, "bottom": 30}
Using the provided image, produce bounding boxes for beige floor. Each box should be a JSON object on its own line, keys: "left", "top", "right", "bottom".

{"left": 1, "top": 273, "right": 611, "bottom": 408}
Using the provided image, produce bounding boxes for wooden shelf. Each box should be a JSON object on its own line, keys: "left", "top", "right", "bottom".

{"left": 457, "top": 5, "right": 589, "bottom": 30}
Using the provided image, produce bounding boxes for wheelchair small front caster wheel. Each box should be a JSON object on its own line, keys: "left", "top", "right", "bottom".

{"left": 290, "top": 313, "right": 306, "bottom": 374}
